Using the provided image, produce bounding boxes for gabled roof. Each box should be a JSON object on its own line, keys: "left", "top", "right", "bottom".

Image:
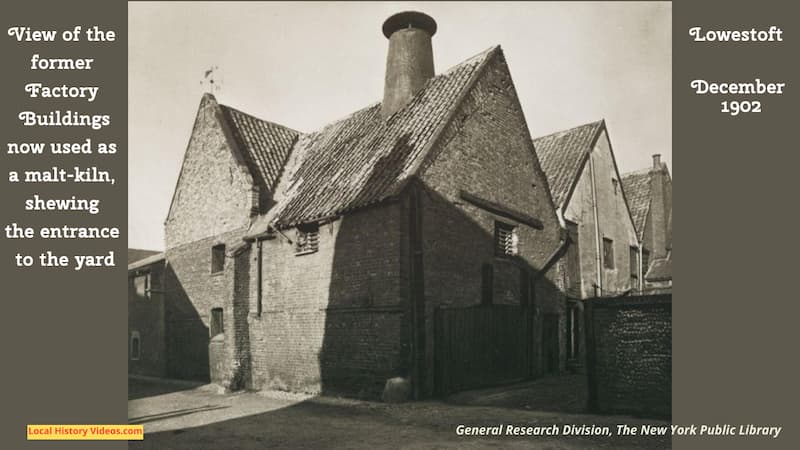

{"left": 245, "top": 46, "right": 501, "bottom": 236}
{"left": 219, "top": 105, "right": 299, "bottom": 193}
{"left": 620, "top": 169, "right": 651, "bottom": 241}
{"left": 532, "top": 120, "right": 604, "bottom": 209}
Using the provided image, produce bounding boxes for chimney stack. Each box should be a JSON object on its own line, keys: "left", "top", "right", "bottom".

{"left": 381, "top": 11, "right": 437, "bottom": 118}
{"left": 652, "top": 154, "right": 662, "bottom": 169}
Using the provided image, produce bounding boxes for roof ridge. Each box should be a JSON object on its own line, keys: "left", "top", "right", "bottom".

{"left": 219, "top": 103, "right": 302, "bottom": 136}
{"left": 532, "top": 119, "right": 604, "bottom": 143}
{"left": 621, "top": 167, "right": 652, "bottom": 178}
{"left": 440, "top": 45, "right": 500, "bottom": 75}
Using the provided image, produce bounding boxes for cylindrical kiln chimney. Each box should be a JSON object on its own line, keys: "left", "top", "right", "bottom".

{"left": 381, "top": 11, "right": 437, "bottom": 118}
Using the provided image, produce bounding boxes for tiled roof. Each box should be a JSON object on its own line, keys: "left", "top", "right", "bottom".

{"left": 246, "top": 46, "right": 500, "bottom": 233}
{"left": 533, "top": 121, "right": 604, "bottom": 209}
{"left": 128, "top": 252, "right": 165, "bottom": 271}
{"left": 219, "top": 105, "right": 299, "bottom": 193}
{"left": 620, "top": 169, "right": 651, "bottom": 240}
{"left": 127, "top": 248, "right": 161, "bottom": 265}
{"left": 645, "top": 252, "right": 672, "bottom": 282}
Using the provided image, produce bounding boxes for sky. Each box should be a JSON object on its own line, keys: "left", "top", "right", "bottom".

{"left": 129, "top": 1, "right": 672, "bottom": 251}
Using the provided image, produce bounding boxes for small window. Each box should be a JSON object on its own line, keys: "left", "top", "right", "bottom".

{"left": 495, "top": 222, "right": 518, "bottom": 257}
{"left": 210, "top": 308, "right": 224, "bottom": 337}
{"left": 629, "top": 246, "right": 639, "bottom": 278}
{"left": 133, "top": 272, "right": 150, "bottom": 299}
{"left": 130, "top": 331, "right": 141, "bottom": 360}
{"left": 211, "top": 244, "right": 225, "bottom": 273}
{"left": 612, "top": 178, "right": 619, "bottom": 195}
{"left": 602, "top": 238, "right": 614, "bottom": 269}
{"left": 295, "top": 223, "right": 320, "bottom": 254}
{"left": 642, "top": 249, "right": 651, "bottom": 273}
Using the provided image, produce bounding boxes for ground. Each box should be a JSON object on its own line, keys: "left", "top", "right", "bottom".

{"left": 129, "top": 377, "right": 670, "bottom": 449}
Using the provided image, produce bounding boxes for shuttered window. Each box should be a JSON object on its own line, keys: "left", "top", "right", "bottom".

{"left": 295, "top": 223, "right": 320, "bottom": 254}
{"left": 495, "top": 222, "right": 518, "bottom": 257}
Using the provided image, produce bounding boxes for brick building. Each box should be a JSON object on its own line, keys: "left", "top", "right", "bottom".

{"left": 145, "top": 12, "right": 568, "bottom": 399}
{"left": 128, "top": 251, "right": 167, "bottom": 378}
{"left": 621, "top": 155, "right": 673, "bottom": 291}
{"left": 533, "top": 121, "right": 641, "bottom": 369}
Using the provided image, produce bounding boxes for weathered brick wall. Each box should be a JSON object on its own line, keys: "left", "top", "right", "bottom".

{"left": 247, "top": 203, "right": 408, "bottom": 398}
{"left": 417, "top": 52, "right": 566, "bottom": 393}
{"left": 163, "top": 228, "right": 246, "bottom": 382}
{"left": 128, "top": 260, "right": 166, "bottom": 377}
{"left": 165, "top": 94, "right": 255, "bottom": 249}
{"left": 587, "top": 294, "right": 671, "bottom": 418}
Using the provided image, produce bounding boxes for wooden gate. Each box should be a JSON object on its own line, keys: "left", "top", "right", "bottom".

{"left": 434, "top": 304, "right": 533, "bottom": 396}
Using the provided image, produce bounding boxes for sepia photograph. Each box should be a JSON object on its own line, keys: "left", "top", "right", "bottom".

{"left": 127, "top": 2, "right": 672, "bottom": 448}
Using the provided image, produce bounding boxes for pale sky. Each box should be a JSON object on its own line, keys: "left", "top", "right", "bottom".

{"left": 129, "top": 1, "right": 672, "bottom": 251}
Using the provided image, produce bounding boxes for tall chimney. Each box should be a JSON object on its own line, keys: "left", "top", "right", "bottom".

{"left": 381, "top": 11, "right": 437, "bottom": 118}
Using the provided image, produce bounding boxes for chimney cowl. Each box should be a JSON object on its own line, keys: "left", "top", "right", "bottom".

{"left": 382, "top": 11, "right": 437, "bottom": 38}
{"left": 652, "top": 154, "right": 662, "bottom": 168}
{"left": 380, "top": 11, "right": 437, "bottom": 118}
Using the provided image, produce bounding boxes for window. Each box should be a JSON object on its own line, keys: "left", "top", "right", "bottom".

{"left": 295, "top": 223, "right": 320, "bottom": 254}
{"left": 133, "top": 272, "right": 150, "bottom": 299}
{"left": 565, "top": 222, "right": 580, "bottom": 294}
{"left": 210, "top": 308, "right": 224, "bottom": 337}
{"left": 130, "top": 331, "right": 141, "bottom": 360}
{"left": 566, "top": 305, "right": 579, "bottom": 359}
{"left": 642, "top": 249, "right": 651, "bottom": 273}
{"left": 211, "top": 244, "right": 225, "bottom": 273}
{"left": 630, "top": 246, "right": 639, "bottom": 289}
{"left": 602, "top": 238, "right": 614, "bottom": 269}
{"left": 612, "top": 178, "right": 619, "bottom": 195}
{"left": 495, "top": 222, "right": 518, "bottom": 257}
{"left": 629, "top": 247, "right": 639, "bottom": 278}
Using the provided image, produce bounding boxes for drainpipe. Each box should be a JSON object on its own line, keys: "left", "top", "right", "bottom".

{"left": 638, "top": 243, "right": 643, "bottom": 292}
{"left": 256, "top": 239, "right": 263, "bottom": 316}
{"left": 588, "top": 152, "right": 602, "bottom": 297}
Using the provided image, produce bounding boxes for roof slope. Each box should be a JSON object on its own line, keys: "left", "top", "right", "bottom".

{"left": 620, "top": 169, "right": 651, "bottom": 240}
{"left": 246, "top": 46, "right": 500, "bottom": 234}
{"left": 127, "top": 248, "right": 161, "bottom": 265}
{"left": 533, "top": 120, "right": 603, "bottom": 208}
{"left": 219, "top": 105, "right": 299, "bottom": 193}
{"left": 646, "top": 252, "right": 672, "bottom": 282}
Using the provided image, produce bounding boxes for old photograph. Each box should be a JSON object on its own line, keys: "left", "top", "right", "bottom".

{"left": 127, "top": 2, "right": 672, "bottom": 448}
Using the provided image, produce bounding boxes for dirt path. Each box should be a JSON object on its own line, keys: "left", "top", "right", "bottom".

{"left": 129, "top": 378, "right": 670, "bottom": 449}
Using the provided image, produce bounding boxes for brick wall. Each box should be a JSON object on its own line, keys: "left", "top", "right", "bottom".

{"left": 165, "top": 94, "right": 255, "bottom": 249}
{"left": 128, "top": 259, "right": 166, "bottom": 377}
{"left": 417, "top": 52, "right": 566, "bottom": 393}
{"left": 246, "top": 203, "right": 409, "bottom": 398}
{"left": 586, "top": 294, "right": 671, "bottom": 418}
{"left": 163, "top": 228, "right": 246, "bottom": 382}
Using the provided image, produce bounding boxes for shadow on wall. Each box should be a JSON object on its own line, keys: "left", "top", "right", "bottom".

{"left": 164, "top": 264, "right": 211, "bottom": 383}
{"left": 320, "top": 179, "right": 565, "bottom": 399}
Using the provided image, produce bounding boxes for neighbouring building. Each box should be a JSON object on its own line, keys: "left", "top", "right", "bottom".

{"left": 621, "top": 154, "right": 673, "bottom": 291}
{"left": 128, "top": 250, "right": 167, "bottom": 378}
{"left": 533, "top": 120, "right": 641, "bottom": 369}
{"left": 145, "top": 11, "right": 568, "bottom": 399}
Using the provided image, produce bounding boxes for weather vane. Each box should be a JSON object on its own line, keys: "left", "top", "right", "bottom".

{"left": 201, "top": 65, "right": 223, "bottom": 94}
